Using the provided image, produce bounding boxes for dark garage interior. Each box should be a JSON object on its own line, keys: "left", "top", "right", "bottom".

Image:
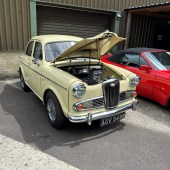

{"left": 124, "top": 2, "right": 170, "bottom": 51}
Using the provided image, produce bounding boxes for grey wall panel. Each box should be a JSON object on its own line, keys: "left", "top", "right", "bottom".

{"left": 0, "top": 0, "right": 30, "bottom": 51}
{"left": 0, "top": 0, "right": 7, "bottom": 50}
{"left": 0, "top": 0, "right": 168, "bottom": 51}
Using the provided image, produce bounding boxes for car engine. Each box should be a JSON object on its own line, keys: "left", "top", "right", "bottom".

{"left": 61, "top": 65, "right": 104, "bottom": 85}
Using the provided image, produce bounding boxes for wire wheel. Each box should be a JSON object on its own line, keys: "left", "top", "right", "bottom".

{"left": 46, "top": 98, "right": 57, "bottom": 122}
{"left": 45, "top": 91, "right": 66, "bottom": 129}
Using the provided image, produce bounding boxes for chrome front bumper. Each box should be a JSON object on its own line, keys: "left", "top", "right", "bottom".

{"left": 68, "top": 100, "right": 138, "bottom": 125}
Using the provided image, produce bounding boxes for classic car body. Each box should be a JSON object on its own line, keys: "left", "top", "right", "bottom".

{"left": 19, "top": 32, "right": 138, "bottom": 128}
{"left": 102, "top": 48, "right": 170, "bottom": 107}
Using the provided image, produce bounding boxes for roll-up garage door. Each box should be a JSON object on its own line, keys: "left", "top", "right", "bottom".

{"left": 37, "top": 5, "right": 112, "bottom": 38}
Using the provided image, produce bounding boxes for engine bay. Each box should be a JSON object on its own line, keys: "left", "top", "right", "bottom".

{"left": 60, "top": 65, "right": 107, "bottom": 85}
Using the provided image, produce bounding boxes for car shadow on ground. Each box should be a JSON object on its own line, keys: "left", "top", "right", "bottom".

{"left": 0, "top": 82, "right": 125, "bottom": 151}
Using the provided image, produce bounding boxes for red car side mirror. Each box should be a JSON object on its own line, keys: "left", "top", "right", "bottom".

{"left": 139, "top": 65, "right": 151, "bottom": 72}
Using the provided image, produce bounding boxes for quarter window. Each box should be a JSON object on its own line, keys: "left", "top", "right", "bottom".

{"left": 120, "top": 53, "right": 140, "bottom": 68}
{"left": 33, "top": 42, "right": 42, "bottom": 60}
{"left": 26, "top": 41, "right": 34, "bottom": 56}
{"left": 107, "top": 52, "right": 149, "bottom": 68}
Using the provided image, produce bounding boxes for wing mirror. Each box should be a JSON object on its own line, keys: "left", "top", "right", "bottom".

{"left": 139, "top": 65, "right": 151, "bottom": 72}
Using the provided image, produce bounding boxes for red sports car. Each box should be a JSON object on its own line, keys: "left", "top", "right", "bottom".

{"left": 101, "top": 48, "right": 170, "bottom": 107}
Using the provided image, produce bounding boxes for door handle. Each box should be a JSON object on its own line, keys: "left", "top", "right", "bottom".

{"left": 32, "top": 59, "right": 36, "bottom": 64}
{"left": 32, "top": 59, "right": 40, "bottom": 66}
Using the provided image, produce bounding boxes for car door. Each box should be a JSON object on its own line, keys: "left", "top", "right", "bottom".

{"left": 118, "top": 53, "right": 156, "bottom": 99}
{"left": 21, "top": 41, "right": 35, "bottom": 85}
{"left": 29, "top": 41, "right": 43, "bottom": 98}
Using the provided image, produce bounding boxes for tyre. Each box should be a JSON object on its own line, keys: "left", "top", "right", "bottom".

{"left": 20, "top": 70, "right": 30, "bottom": 92}
{"left": 45, "top": 91, "right": 66, "bottom": 129}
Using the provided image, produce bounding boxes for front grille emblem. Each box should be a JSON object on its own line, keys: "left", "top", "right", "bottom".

{"left": 110, "top": 83, "right": 115, "bottom": 87}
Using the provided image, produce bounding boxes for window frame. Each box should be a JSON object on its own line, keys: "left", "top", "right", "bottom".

{"left": 25, "top": 41, "right": 34, "bottom": 57}
{"left": 139, "top": 55, "right": 149, "bottom": 67}
{"left": 33, "top": 41, "right": 43, "bottom": 60}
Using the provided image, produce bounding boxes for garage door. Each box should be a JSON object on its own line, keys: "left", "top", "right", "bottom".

{"left": 37, "top": 5, "right": 112, "bottom": 38}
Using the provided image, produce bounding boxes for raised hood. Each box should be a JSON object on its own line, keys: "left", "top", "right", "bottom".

{"left": 51, "top": 31, "right": 125, "bottom": 63}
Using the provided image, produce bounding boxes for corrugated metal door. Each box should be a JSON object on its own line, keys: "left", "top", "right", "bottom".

{"left": 37, "top": 5, "right": 112, "bottom": 38}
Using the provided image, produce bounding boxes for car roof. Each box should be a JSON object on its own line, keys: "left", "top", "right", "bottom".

{"left": 114, "top": 48, "right": 165, "bottom": 55}
{"left": 31, "top": 35, "right": 83, "bottom": 44}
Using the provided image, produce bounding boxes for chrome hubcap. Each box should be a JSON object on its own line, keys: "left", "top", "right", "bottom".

{"left": 47, "top": 98, "right": 56, "bottom": 122}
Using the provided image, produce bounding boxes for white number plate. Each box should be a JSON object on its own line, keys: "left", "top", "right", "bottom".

{"left": 100, "top": 113, "right": 125, "bottom": 127}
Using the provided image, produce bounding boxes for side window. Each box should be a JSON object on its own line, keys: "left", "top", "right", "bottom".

{"left": 116, "top": 54, "right": 125, "bottom": 64}
{"left": 33, "top": 42, "right": 42, "bottom": 60}
{"left": 26, "top": 41, "right": 34, "bottom": 56}
{"left": 139, "top": 56, "right": 148, "bottom": 66}
{"left": 120, "top": 53, "right": 140, "bottom": 68}
{"left": 107, "top": 53, "right": 122, "bottom": 64}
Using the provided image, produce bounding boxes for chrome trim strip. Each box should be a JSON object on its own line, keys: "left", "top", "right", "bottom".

{"left": 119, "top": 97, "right": 132, "bottom": 104}
{"left": 69, "top": 100, "right": 137, "bottom": 123}
{"left": 76, "top": 96, "right": 103, "bottom": 103}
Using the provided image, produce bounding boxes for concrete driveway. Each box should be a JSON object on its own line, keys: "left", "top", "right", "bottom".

{"left": 0, "top": 79, "right": 170, "bottom": 170}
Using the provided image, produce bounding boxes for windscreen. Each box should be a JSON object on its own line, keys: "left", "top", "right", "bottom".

{"left": 145, "top": 51, "right": 170, "bottom": 70}
{"left": 45, "top": 41, "right": 77, "bottom": 62}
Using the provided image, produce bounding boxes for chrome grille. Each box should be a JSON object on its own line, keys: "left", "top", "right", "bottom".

{"left": 73, "top": 91, "right": 134, "bottom": 112}
{"left": 102, "top": 79, "right": 120, "bottom": 109}
{"left": 73, "top": 96, "right": 104, "bottom": 112}
{"left": 77, "top": 97, "right": 104, "bottom": 110}
{"left": 91, "top": 97, "right": 104, "bottom": 108}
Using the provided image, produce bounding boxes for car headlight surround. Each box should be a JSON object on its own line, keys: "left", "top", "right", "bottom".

{"left": 73, "top": 84, "right": 86, "bottom": 98}
{"left": 130, "top": 75, "right": 140, "bottom": 87}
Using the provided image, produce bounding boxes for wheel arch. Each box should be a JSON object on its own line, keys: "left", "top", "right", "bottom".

{"left": 19, "top": 66, "right": 26, "bottom": 78}
{"left": 41, "top": 81, "right": 69, "bottom": 116}
{"left": 43, "top": 87, "right": 68, "bottom": 116}
{"left": 43, "top": 88, "right": 62, "bottom": 107}
{"left": 19, "top": 67, "right": 22, "bottom": 75}
{"left": 43, "top": 89, "right": 53, "bottom": 105}
{"left": 166, "top": 96, "right": 170, "bottom": 108}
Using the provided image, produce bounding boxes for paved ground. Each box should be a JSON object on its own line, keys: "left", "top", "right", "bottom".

{"left": 0, "top": 134, "right": 79, "bottom": 170}
{"left": 0, "top": 79, "right": 170, "bottom": 170}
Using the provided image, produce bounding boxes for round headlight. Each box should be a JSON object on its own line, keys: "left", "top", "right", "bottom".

{"left": 130, "top": 75, "right": 140, "bottom": 87}
{"left": 73, "top": 84, "right": 86, "bottom": 98}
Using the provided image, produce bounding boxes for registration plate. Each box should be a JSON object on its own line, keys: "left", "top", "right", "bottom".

{"left": 100, "top": 113, "right": 125, "bottom": 127}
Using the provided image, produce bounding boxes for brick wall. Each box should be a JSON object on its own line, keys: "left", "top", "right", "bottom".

{"left": 0, "top": 52, "right": 24, "bottom": 80}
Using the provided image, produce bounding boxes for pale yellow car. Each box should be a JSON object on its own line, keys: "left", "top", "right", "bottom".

{"left": 19, "top": 31, "right": 139, "bottom": 129}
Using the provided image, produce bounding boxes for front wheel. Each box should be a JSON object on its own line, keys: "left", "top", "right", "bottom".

{"left": 45, "top": 91, "right": 66, "bottom": 129}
